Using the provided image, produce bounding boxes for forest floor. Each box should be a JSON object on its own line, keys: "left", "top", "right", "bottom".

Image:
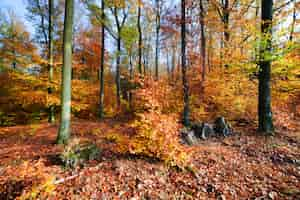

{"left": 0, "top": 118, "right": 299, "bottom": 200}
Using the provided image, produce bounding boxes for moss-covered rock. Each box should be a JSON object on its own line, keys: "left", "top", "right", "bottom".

{"left": 60, "top": 138, "right": 101, "bottom": 169}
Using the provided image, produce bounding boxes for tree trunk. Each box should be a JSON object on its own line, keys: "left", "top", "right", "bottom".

{"left": 48, "top": 0, "right": 55, "bottom": 123}
{"left": 199, "top": 0, "right": 206, "bottom": 93}
{"left": 116, "top": 36, "right": 121, "bottom": 108}
{"left": 166, "top": 49, "right": 170, "bottom": 79}
{"left": 129, "top": 51, "right": 133, "bottom": 109}
{"left": 223, "top": 0, "right": 229, "bottom": 68}
{"left": 289, "top": 0, "right": 296, "bottom": 42}
{"left": 258, "top": 0, "right": 274, "bottom": 134}
{"left": 137, "top": 2, "right": 142, "bottom": 74}
{"left": 220, "top": 35, "right": 223, "bottom": 68}
{"left": 207, "top": 29, "right": 212, "bottom": 72}
{"left": 155, "top": 0, "right": 160, "bottom": 80}
{"left": 143, "top": 50, "right": 147, "bottom": 76}
{"left": 99, "top": 0, "right": 105, "bottom": 119}
{"left": 181, "top": 0, "right": 190, "bottom": 126}
{"left": 171, "top": 44, "right": 176, "bottom": 81}
{"left": 57, "top": 0, "right": 74, "bottom": 144}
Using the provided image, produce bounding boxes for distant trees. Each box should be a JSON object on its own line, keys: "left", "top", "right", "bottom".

{"left": 10, "top": 0, "right": 297, "bottom": 132}
{"left": 0, "top": 11, "right": 39, "bottom": 68}
{"left": 26, "top": 0, "right": 64, "bottom": 54}
{"left": 258, "top": 0, "right": 274, "bottom": 134}
{"left": 26, "top": 0, "right": 65, "bottom": 123}
{"left": 57, "top": 0, "right": 74, "bottom": 144}
{"left": 111, "top": 3, "right": 129, "bottom": 108}
{"left": 88, "top": 0, "right": 130, "bottom": 109}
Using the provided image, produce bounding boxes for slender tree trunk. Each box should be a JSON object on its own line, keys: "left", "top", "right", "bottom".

{"left": 199, "top": 0, "right": 206, "bottom": 93}
{"left": 220, "top": 35, "right": 223, "bottom": 68}
{"left": 223, "top": 0, "right": 229, "bottom": 68}
{"left": 258, "top": 0, "right": 274, "bottom": 134}
{"left": 155, "top": 0, "right": 160, "bottom": 80}
{"left": 171, "top": 44, "right": 176, "bottom": 81}
{"left": 57, "top": 0, "right": 74, "bottom": 144}
{"left": 116, "top": 36, "right": 121, "bottom": 108}
{"left": 166, "top": 49, "right": 170, "bottom": 79}
{"left": 289, "top": 0, "right": 296, "bottom": 42}
{"left": 137, "top": 2, "right": 142, "bottom": 74}
{"left": 143, "top": 51, "right": 147, "bottom": 76}
{"left": 36, "top": 1, "right": 48, "bottom": 46}
{"left": 99, "top": 0, "right": 105, "bottom": 119}
{"left": 207, "top": 29, "right": 212, "bottom": 72}
{"left": 129, "top": 51, "right": 133, "bottom": 108}
{"left": 181, "top": 0, "right": 190, "bottom": 126}
{"left": 48, "top": 0, "right": 55, "bottom": 123}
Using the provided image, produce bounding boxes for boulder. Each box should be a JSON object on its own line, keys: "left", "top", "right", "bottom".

{"left": 60, "top": 138, "right": 101, "bottom": 169}
{"left": 191, "top": 122, "right": 215, "bottom": 140}
{"left": 190, "top": 122, "right": 203, "bottom": 138}
{"left": 214, "top": 116, "right": 232, "bottom": 137}
{"left": 181, "top": 128, "right": 198, "bottom": 145}
{"left": 200, "top": 123, "right": 215, "bottom": 140}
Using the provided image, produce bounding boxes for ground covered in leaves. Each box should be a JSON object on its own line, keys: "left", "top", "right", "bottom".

{"left": 0, "top": 119, "right": 299, "bottom": 200}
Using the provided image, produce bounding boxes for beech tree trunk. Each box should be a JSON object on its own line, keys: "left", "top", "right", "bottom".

{"left": 181, "top": 0, "right": 190, "bottom": 126}
{"left": 116, "top": 36, "right": 121, "bottom": 108}
{"left": 129, "top": 52, "right": 133, "bottom": 108}
{"left": 223, "top": 0, "right": 229, "bottom": 68}
{"left": 99, "top": 0, "right": 105, "bottom": 119}
{"left": 155, "top": 0, "right": 160, "bottom": 80}
{"left": 289, "top": 0, "right": 296, "bottom": 42}
{"left": 199, "top": 0, "right": 206, "bottom": 93}
{"left": 137, "top": 2, "right": 142, "bottom": 74}
{"left": 258, "top": 0, "right": 274, "bottom": 134}
{"left": 57, "top": 0, "right": 74, "bottom": 144}
{"left": 48, "top": 0, "right": 55, "bottom": 123}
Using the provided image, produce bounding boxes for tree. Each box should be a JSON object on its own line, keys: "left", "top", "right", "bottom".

{"left": 210, "top": 0, "right": 238, "bottom": 68}
{"left": 199, "top": 0, "right": 206, "bottom": 93}
{"left": 85, "top": 0, "right": 129, "bottom": 109}
{"left": 99, "top": 0, "right": 105, "bottom": 119}
{"left": 57, "top": 0, "right": 74, "bottom": 144}
{"left": 0, "top": 11, "right": 40, "bottom": 68}
{"left": 26, "top": 0, "right": 64, "bottom": 52}
{"left": 111, "top": 3, "right": 128, "bottom": 108}
{"left": 258, "top": 0, "right": 274, "bottom": 134}
{"left": 181, "top": 0, "right": 190, "bottom": 126}
{"left": 48, "top": 0, "right": 55, "bottom": 123}
{"left": 26, "top": 0, "right": 49, "bottom": 46}
{"left": 289, "top": 0, "right": 297, "bottom": 42}
{"left": 155, "top": 0, "right": 160, "bottom": 80}
{"left": 137, "top": 0, "right": 143, "bottom": 74}
{"left": 74, "top": 26, "right": 101, "bottom": 79}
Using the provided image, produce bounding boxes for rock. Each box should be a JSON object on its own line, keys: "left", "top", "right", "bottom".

{"left": 206, "top": 184, "right": 215, "bottom": 193}
{"left": 190, "top": 122, "right": 203, "bottom": 138}
{"left": 201, "top": 123, "right": 215, "bottom": 140}
{"left": 268, "top": 191, "right": 277, "bottom": 199}
{"left": 217, "top": 195, "right": 226, "bottom": 200}
{"left": 214, "top": 116, "right": 232, "bottom": 137}
{"left": 60, "top": 138, "right": 101, "bottom": 169}
{"left": 191, "top": 122, "right": 215, "bottom": 140}
{"left": 181, "top": 128, "right": 198, "bottom": 145}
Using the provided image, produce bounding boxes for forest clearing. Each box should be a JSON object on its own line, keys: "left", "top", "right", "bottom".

{"left": 0, "top": 0, "right": 299, "bottom": 199}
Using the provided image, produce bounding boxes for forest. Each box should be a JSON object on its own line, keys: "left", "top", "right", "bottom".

{"left": 0, "top": 0, "right": 299, "bottom": 199}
